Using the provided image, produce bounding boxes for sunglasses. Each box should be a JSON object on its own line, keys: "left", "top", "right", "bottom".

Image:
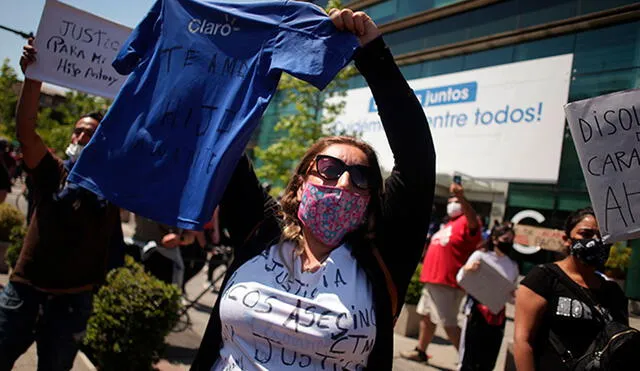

{"left": 313, "top": 154, "right": 372, "bottom": 190}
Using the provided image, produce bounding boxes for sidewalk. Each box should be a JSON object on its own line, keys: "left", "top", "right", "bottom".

{"left": 4, "top": 264, "right": 640, "bottom": 370}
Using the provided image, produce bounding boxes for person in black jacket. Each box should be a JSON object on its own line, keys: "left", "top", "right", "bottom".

{"left": 192, "top": 8, "right": 436, "bottom": 371}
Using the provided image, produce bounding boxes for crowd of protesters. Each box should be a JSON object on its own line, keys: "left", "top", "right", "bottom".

{"left": 0, "top": 4, "right": 638, "bottom": 371}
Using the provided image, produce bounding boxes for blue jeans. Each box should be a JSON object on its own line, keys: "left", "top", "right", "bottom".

{"left": 0, "top": 282, "right": 93, "bottom": 371}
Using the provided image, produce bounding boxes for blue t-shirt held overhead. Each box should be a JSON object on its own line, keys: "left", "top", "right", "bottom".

{"left": 67, "top": 0, "right": 358, "bottom": 229}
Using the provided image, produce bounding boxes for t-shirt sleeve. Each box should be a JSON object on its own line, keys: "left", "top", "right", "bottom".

{"left": 520, "top": 264, "right": 554, "bottom": 300}
{"left": 269, "top": 1, "right": 359, "bottom": 90}
{"left": 26, "top": 152, "right": 64, "bottom": 194}
{"left": 112, "top": 0, "right": 163, "bottom": 75}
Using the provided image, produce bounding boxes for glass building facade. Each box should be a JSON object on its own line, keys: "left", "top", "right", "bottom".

{"left": 260, "top": 0, "right": 640, "bottom": 229}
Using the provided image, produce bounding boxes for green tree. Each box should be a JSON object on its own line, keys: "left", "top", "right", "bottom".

{"left": 254, "top": 0, "right": 357, "bottom": 194}
{"left": 0, "top": 59, "right": 20, "bottom": 138}
{"left": 37, "top": 91, "right": 110, "bottom": 156}
{"left": 0, "top": 59, "right": 110, "bottom": 156}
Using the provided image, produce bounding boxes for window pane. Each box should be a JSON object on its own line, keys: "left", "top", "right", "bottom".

{"left": 363, "top": 0, "right": 467, "bottom": 25}
{"left": 573, "top": 21, "right": 640, "bottom": 75}
{"left": 385, "top": 25, "right": 427, "bottom": 54}
{"left": 365, "top": 0, "right": 398, "bottom": 25}
{"left": 346, "top": 74, "right": 367, "bottom": 89}
{"left": 423, "top": 15, "right": 469, "bottom": 49}
{"left": 423, "top": 56, "right": 465, "bottom": 77}
{"left": 466, "top": 0, "right": 519, "bottom": 39}
{"left": 570, "top": 69, "right": 640, "bottom": 102}
{"left": 518, "top": 0, "right": 577, "bottom": 28}
{"left": 399, "top": 63, "right": 422, "bottom": 80}
{"left": 580, "top": 0, "right": 639, "bottom": 15}
{"left": 513, "top": 35, "right": 575, "bottom": 61}
{"left": 375, "top": 0, "right": 635, "bottom": 56}
{"left": 463, "top": 46, "right": 514, "bottom": 70}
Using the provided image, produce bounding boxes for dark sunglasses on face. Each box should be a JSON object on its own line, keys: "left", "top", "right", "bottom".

{"left": 314, "top": 154, "right": 372, "bottom": 190}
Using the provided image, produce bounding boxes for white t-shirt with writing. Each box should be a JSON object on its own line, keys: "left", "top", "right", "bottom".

{"left": 214, "top": 242, "right": 376, "bottom": 371}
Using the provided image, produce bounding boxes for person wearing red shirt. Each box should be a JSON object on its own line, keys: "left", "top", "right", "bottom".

{"left": 402, "top": 182, "right": 482, "bottom": 363}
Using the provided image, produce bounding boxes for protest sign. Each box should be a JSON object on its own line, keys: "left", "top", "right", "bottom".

{"left": 565, "top": 89, "right": 640, "bottom": 243}
{"left": 26, "top": 0, "right": 132, "bottom": 98}
{"left": 514, "top": 225, "right": 565, "bottom": 253}
{"left": 458, "top": 259, "right": 516, "bottom": 314}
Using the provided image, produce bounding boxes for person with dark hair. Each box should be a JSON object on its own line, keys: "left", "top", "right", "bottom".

{"left": 0, "top": 39, "right": 125, "bottom": 370}
{"left": 64, "top": 111, "right": 104, "bottom": 163}
{"left": 456, "top": 221, "right": 518, "bottom": 371}
{"left": 514, "top": 207, "right": 630, "bottom": 371}
{"left": 191, "top": 9, "right": 435, "bottom": 370}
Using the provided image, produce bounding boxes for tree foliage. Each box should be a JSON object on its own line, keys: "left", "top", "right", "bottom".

{"left": 0, "top": 59, "right": 110, "bottom": 156}
{"left": 37, "top": 92, "right": 110, "bottom": 156}
{"left": 0, "top": 59, "right": 19, "bottom": 137}
{"left": 254, "top": 0, "right": 357, "bottom": 194}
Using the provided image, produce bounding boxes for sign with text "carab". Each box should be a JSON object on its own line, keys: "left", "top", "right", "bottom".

{"left": 332, "top": 54, "right": 573, "bottom": 183}
{"left": 26, "top": 0, "right": 132, "bottom": 98}
{"left": 565, "top": 88, "right": 640, "bottom": 244}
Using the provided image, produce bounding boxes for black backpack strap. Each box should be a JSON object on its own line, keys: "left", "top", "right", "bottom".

{"left": 548, "top": 328, "right": 576, "bottom": 368}
{"left": 540, "top": 264, "right": 606, "bottom": 324}
{"left": 539, "top": 264, "right": 605, "bottom": 369}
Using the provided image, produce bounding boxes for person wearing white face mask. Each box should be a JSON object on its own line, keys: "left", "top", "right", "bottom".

{"left": 401, "top": 182, "right": 482, "bottom": 364}
{"left": 0, "top": 39, "right": 126, "bottom": 370}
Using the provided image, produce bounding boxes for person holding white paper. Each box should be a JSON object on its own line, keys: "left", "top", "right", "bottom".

{"left": 456, "top": 221, "right": 518, "bottom": 371}
{"left": 0, "top": 39, "right": 125, "bottom": 371}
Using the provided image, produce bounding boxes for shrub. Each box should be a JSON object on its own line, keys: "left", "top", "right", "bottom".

{"left": 0, "top": 203, "right": 24, "bottom": 241}
{"left": 83, "top": 256, "right": 181, "bottom": 371}
{"left": 405, "top": 264, "right": 423, "bottom": 305}
{"left": 605, "top": 242, "right": 632, "bottom": 279}
{"left": 4, "top": 225, "right": 26, "bottom": 268}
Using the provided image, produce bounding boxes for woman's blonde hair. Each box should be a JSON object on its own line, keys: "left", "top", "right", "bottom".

{"left": 279, "top": 136, "right": 384, "bottom": 256}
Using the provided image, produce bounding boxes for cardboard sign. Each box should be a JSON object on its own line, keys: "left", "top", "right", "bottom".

{"left": 458, "top": 259, "right": 516, "bottom": 314}
{"left": 514, "top": 225, "right": 565, "bottom": 253}
{"left": 26, "top": 0, "right": 132, "bottom": 98}
{"left": 565, "top": 88, "right": 640, "bottom": 243}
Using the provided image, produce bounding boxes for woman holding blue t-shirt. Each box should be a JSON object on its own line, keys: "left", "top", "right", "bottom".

{"left": 192, "top": 8, "right": 436, "bottom": 371}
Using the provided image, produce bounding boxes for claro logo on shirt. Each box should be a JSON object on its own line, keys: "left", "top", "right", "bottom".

{"left": 188, "top": 14, "right": 240, "bottom": 36}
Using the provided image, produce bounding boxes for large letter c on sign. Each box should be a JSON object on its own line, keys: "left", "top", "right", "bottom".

{"left": 511, "top": 210, "right": 545, "bottom": 255}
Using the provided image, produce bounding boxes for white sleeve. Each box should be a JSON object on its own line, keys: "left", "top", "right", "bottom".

{"left": 456, "top": 250, "right": 483, "bottom": 283}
